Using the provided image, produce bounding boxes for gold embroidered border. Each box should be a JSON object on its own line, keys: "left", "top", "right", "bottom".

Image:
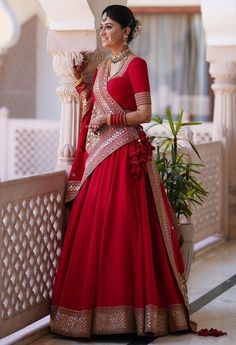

{"left": 147, "top": 160, "right": 189, "bottom": 308}
{"left": 80, "top": 89, "right": 93, "bottom": 118}
{"left": 80, "top": 126, "right": 138, "bottom": 191}
{"left": 50, "top": 304, "right": 189, "bottom": 338}
{"left": 107, "top": 55, "right": 136, "bottom": 81}
{"left": 65, "top": 181, "right": 81, "bottom": 203}
{"left": 135, "top": 92, "right": 151, "bottom": 106}
{"left": 77, "top": 59, "right": 140, "bottom": 191}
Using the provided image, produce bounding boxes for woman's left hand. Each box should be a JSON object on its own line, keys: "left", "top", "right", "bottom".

{"left": 89, "top": 114, "right": 107, "bottom": 134}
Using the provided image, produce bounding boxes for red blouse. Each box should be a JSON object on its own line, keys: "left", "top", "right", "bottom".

{"left": 93, "top": 56, "right": 151, "bottom": 112}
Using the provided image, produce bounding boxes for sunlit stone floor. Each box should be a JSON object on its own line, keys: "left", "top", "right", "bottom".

{"left": 30, "top": 241, "right": 236, "bottom": 345}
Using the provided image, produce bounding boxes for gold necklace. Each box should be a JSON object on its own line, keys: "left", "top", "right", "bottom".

{"left": 110, "top": 48, "right": 131, "bottom": 63}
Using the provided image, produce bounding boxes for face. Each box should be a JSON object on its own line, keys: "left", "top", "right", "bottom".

{"left": 99, "top": 14, "right": 130, "bottom": 50}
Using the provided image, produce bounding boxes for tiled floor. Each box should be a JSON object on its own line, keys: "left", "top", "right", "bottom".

{"left": 30, "top": 241, "right": 236, "bottom": 345}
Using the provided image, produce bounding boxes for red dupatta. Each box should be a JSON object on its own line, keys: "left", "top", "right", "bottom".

{"left": 65, "top": 57, "right": 139, "bottom": 202}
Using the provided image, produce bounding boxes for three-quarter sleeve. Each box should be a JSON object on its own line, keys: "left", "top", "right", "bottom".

{"left": 128, "top": 57, "right": 152, "bottom": 107}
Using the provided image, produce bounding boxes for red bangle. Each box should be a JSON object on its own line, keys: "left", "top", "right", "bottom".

{"left": 110, "top": 113, "right": 126, "bottom": 126}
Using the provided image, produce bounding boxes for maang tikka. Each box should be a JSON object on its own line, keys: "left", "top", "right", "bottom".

{"left": 102, "top": 12, "right": 107, "bottom": 22}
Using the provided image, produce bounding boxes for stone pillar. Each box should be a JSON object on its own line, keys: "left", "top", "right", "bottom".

{"left": 207, "top": 47, "right": 236, "bottom": 239}
{"left": 38, "top": 0, "right": 127, "bottom": 172}
{"left": 50, "top": 49, "right": 81, "bottom": 171}
{"left": 49, "top": 42, "right": 106, "bottom": 172}
{"left": 201, "top": 0, "right": 236, "bottom": 239}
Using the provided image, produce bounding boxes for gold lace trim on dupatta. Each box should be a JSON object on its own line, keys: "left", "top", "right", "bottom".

{"left": 79, "top": 58, "right": 139, "bottom": 191}
{"left": 147, "top": 159, "right": 189, "bottom": 308}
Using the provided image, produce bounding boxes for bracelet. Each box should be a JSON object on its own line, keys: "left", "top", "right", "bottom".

{"left": 110, "top": 112, "right": 126, "bottom": 126}
{"left": 74, "top": 77, "right": 84, "bottom": 87}
{"left": 123, "top": 112, "right": 127, "bottom": 126}
{"left": 106, "top": 113, "right": 111, "bottom": 126}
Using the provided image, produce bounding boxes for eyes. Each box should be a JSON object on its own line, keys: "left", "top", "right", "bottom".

{"left": 99, "top": 24, "right": 113, "bottom": 32}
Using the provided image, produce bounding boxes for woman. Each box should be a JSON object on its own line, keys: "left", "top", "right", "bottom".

{"left": 50, "top": 5, "right": 192, "bottom": 338}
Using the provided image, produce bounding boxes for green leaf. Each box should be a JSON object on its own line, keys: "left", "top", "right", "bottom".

{"left": 152, "top": 116, "right": 163, "bottom": 124}
{"left": 189, "top": 141, "right": 202, "bottom": 161}
{"left": 175, "top": 109, "right": 184, "bottom": 134}
{"left": 166, "top": 107, "right": 176, "bottom": 136}
{"left": 181, "top": 122, "right": 202, "bottom": 126}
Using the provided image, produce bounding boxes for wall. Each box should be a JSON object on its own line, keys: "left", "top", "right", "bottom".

{"left": 128, "top": 0, "right": 200, "bottom": 6}
{"left": 35, "top": 4, "right": 60, "bottom": 119}
{"left": 1, "top": 0, "right": 60, "bottom": 119}
{"left": 7, "top": 0, "right": 41, "bottom": 25}
{"left": 0, "top": 17, "right": 36, "bottom": 118}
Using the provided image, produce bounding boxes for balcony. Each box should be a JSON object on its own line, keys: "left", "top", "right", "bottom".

{"left": 0, "top": 114, "right": 229, "bottom": 344}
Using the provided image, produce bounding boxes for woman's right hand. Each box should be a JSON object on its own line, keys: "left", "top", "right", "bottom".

{"left": 72, "top": 52, "right": 88, "bottom": 80}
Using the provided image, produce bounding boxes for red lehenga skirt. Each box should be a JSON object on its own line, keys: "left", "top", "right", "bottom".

{"left": 50, "top": 140, "right": 191, "bottom": 338}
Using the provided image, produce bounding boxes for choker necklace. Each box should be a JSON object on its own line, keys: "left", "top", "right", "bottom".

{"left": 111, "top": 48, "right": 131, "bottom": 63}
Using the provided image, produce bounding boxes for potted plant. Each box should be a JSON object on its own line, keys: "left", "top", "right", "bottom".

{"left": 145, "top": 108, "right": 208, "bottom": 279}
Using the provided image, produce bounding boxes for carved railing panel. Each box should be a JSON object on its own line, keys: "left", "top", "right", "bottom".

{"left": 0, "top": 171, "right": 66, "bottom": 338}
{"left": 190, "top": 141, "right": 224, "bottom": 243}
{"left": 0, "top": 115, "right": 60, "bottom": 181}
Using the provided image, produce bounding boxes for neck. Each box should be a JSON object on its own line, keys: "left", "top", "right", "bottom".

{"left": 110, "top": 46, "right": 130, "bottom": 63}
{"left": 110, "top": 46, "right": 129, "bottom": 56}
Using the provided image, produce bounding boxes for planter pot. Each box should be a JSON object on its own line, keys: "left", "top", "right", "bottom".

{"left": 181, "top": 223, "right": 194, "bottom": 280}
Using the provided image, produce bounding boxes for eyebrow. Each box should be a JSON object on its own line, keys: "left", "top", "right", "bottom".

{"left": 100, "top": 22, "right": 113, "bottom": 26}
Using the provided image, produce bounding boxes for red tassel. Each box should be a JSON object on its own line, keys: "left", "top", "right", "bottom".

{"left": 197, "top": 328, "right": 227, "bottom": 337}
{"left": 129, "top": 126, "right": 155, "bottom": 178}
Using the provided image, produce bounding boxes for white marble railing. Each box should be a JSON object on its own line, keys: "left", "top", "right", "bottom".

{"left": 0, "top": 109, "right": 214, "bottom": 181}
{"left": 190, "top": 141, "right": 225, "bottom": 243}
{"left": 0, "top": 171, "right": 66, "bottom": 339}
{"left": 0, "top": 109, "right": 60, "bottom": 181}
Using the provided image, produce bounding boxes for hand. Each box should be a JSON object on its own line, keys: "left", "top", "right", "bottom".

{"left": 89, "top": 114, "right": 107, "bottom": 134}
{"left": 72, "top": 52, "right": 88, "bottom": 80}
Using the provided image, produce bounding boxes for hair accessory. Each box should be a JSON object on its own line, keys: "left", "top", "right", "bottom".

{"left": 132, "top": 16, "right": 142, "bottom": 39}
{"left": 102, "top": 12, "right": 107, "bottom": 22}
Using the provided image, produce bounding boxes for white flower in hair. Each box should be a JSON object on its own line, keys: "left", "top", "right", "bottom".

{"left": 132, "top": 17, "right": 142, "bottom": 39}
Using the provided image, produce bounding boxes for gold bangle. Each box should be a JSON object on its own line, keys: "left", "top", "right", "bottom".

{"left": 123, "top": 113, "right": 127, "bottom": 126}
{"left": 107, "top": 113, "right": 111, "bottom": 126}
{"left": 74, "top": 78, "right": 83, "bottom": 87}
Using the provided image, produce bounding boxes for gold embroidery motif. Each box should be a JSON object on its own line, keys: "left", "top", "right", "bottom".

{"left": 135, "top": 92, "right": 151, "bottom": 106}
{"left": 80, "top": 89, "right": 93, "bottom": 118}
{"left": 93, "top": 306, "right": 136, "bottom": 334}
{"left": 50, "top": 304, "right": 189, "bottom": 338}
{"left": 78, "top": 59, "right": 140, "bottom": 190}
{"left": 51, "top": 306, "right": 92, "bottom": 338}
{"left": 65, "top": 181, "right": 81, "bottom": 202}
{"left": 81, "top": 126, "right": 138, "bottom": 190}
